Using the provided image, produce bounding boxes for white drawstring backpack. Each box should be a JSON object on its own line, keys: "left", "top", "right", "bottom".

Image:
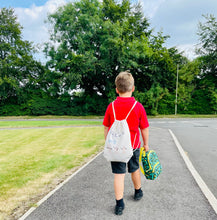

{"left": 104, "top": 101, "right": 137, "bottom": 163}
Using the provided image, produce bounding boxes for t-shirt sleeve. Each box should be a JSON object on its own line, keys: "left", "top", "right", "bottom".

{"left": 103, "top": 104, "right": 112, "bottom": 127}
{"left": 138, "top": 103, "right": 149, "bottom": 129}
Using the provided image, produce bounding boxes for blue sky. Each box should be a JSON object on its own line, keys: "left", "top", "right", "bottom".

{"left": 1, "top": 0, "right": 217, "bottom": 61}
{"left": 0, "top": 0, "right": 48, "bottom": 8}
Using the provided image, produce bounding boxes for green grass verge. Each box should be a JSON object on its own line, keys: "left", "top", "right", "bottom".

{"left": 0, "top": 120, "right": 102, "bottom": 128}
{"left": 0, "top": 127, "right": 104, "bottom": 219}
{"left": 0, "top": 114, "right": 217, "bottom": 128}
{"left": 1, "top": 114, "right": 217, "bottom": 121}
{"left": 0, "top": 115, "right": 104, "bottom": 120}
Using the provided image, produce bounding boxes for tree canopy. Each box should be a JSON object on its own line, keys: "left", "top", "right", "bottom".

{"left": 0, "top": 8, "right": 46, "bottom": 115}
{"left": 195, "top": 14, "right": 217, "bottom": 113}
{"left": 0, "top": 2, "right": 216, "bottom": 116}
{"left": 44, "top": 0, "right": 179, "bottom": 115}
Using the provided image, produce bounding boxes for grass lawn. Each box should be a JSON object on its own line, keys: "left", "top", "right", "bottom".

{"left": 0, "top": 126, "right": 104, "bottom": 219}
{"left": 0, "top": 120, "right": 102, "bottom": 128}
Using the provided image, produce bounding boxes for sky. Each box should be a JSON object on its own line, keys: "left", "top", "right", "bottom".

{"left": 1, "top": 0, "right": 217, "bottom": 62}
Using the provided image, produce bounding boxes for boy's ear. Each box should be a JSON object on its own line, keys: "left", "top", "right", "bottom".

{"left": 132, "top": 86, "right": 135, "bottom": 92}
{"left": 116, "top": 88, "right": 120, "bottom": 94}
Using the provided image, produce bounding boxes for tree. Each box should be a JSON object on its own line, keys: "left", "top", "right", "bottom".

{"left": 0, "top": 8, "right": 46, "bottom": 115}
{"left": 0, "top": 8, "right": 50, "bottom": 115}
{"left": 197, "top": 14, "right": 217, "bottom": 85}
{"left": 135, "top": 84, "right": 169, "bottom": 115}
{"left": 45, "top": 0, "right": 178, "bottom": 115}
{"left": 196, "top": 14, "right": 217, "bottom": 113}
{"left": 177, "top": 59, "right": 200, "bottom": 113}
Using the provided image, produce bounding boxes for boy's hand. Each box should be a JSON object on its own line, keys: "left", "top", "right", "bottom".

{"left": 141, "top": 127, "right": 149, "bottom": 152}
{"left": 143, "top": 145, "right": 149, "bottom": 152}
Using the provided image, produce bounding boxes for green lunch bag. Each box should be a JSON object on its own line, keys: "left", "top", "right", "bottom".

{"left": 139, "top": 148, "right": 162, "bottom": 180}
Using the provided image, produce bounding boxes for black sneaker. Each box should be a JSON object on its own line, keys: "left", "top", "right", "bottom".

{"left": 115, "top": 204, "right": 125, "bottom": 215}
{"left": 134, "top": 189, "right": 143, "bottom": 201}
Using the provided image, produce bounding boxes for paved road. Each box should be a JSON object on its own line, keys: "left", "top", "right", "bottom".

{"left": 21, "top": 126, "right": 217, "bottom": 220}
{"left": 149, "top": 118, "right": 217, "bottom": 199}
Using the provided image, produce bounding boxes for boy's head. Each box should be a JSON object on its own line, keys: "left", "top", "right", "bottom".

{"left": 115, "top": 71, "right": 134, "bottom": 94}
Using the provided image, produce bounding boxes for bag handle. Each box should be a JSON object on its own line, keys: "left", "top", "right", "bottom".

{"left": 139, "top": 147, "right": 146, "bottom": 175}
{"left": 112, "top": 101, "right": 137, "bottom": 120}
{"left": 112, "top": 101, "right": 116, "bottom": 120}
{"left": 125, "top": 101, "right": 137, "bottom": 120}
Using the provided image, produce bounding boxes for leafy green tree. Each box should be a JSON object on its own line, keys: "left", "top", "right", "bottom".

{"left": 45, "top": 0, "right": 179, "bottom": 115}
{"left": 196, "top": 14, "right": 217, "bottom": 113}
{"left": 135, "top": 84, "right": 169, "bottom": 115}
{"left": 177, "top": 59, "right": 200, "bottom": 113}
{"left": 0, "top": 8, "right": 45, "bottom": 115}
{"left": 197, "top": 14, "right": 217, "bottom": 85}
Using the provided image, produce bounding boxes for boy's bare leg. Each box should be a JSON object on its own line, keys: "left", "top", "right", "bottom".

{"left": 131, "top": 169, "right": 141, "bottom": 190}
{"left": 114, "top": 174, "right": 125, "bottom": 200}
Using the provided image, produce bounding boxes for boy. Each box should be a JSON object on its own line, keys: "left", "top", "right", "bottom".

{"left": 103, "top": 71, "right": 149, "bottom": 215}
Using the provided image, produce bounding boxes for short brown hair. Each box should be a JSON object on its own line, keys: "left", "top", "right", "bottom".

{"left": 115, "top": 71, "right": 134, "bottom": 93}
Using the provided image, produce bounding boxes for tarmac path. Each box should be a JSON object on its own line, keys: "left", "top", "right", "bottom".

{"left": 20, "top": 126, "right": 217, "bottom": 220}
{"left": 150, "top": 118, "right": 217, "bottom": 199}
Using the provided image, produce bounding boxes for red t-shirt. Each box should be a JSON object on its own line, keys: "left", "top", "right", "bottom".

{"left": 103, "top": 97, "right": 149, "bottom": 149}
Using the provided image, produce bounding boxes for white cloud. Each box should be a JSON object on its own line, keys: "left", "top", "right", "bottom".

{"left": 142, "top": 0, "right": 166, "bottom": 18}
{"left": 14, "top": 0, "right": 68, "bottom": 62}
{"left": 176, "top": 44, "right": 198, "bottom": 61}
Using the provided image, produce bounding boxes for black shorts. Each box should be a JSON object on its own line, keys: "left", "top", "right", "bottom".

{"left": 111, "top": 149, "right": 140, "bottom": 174}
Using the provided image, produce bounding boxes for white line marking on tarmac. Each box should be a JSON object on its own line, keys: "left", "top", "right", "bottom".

{"left": 169, "top": 129, "right": 217, "bottom": 214}
{"left": 19, "top": 151, "right": 103, "bottom": 220}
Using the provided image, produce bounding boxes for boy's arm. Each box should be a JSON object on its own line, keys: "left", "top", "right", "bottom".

{"left": 104, "top": 126, "right": 109, "bottom": 140}
{"left": 141, "top": 127, "right": 149, "bottom": 152}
